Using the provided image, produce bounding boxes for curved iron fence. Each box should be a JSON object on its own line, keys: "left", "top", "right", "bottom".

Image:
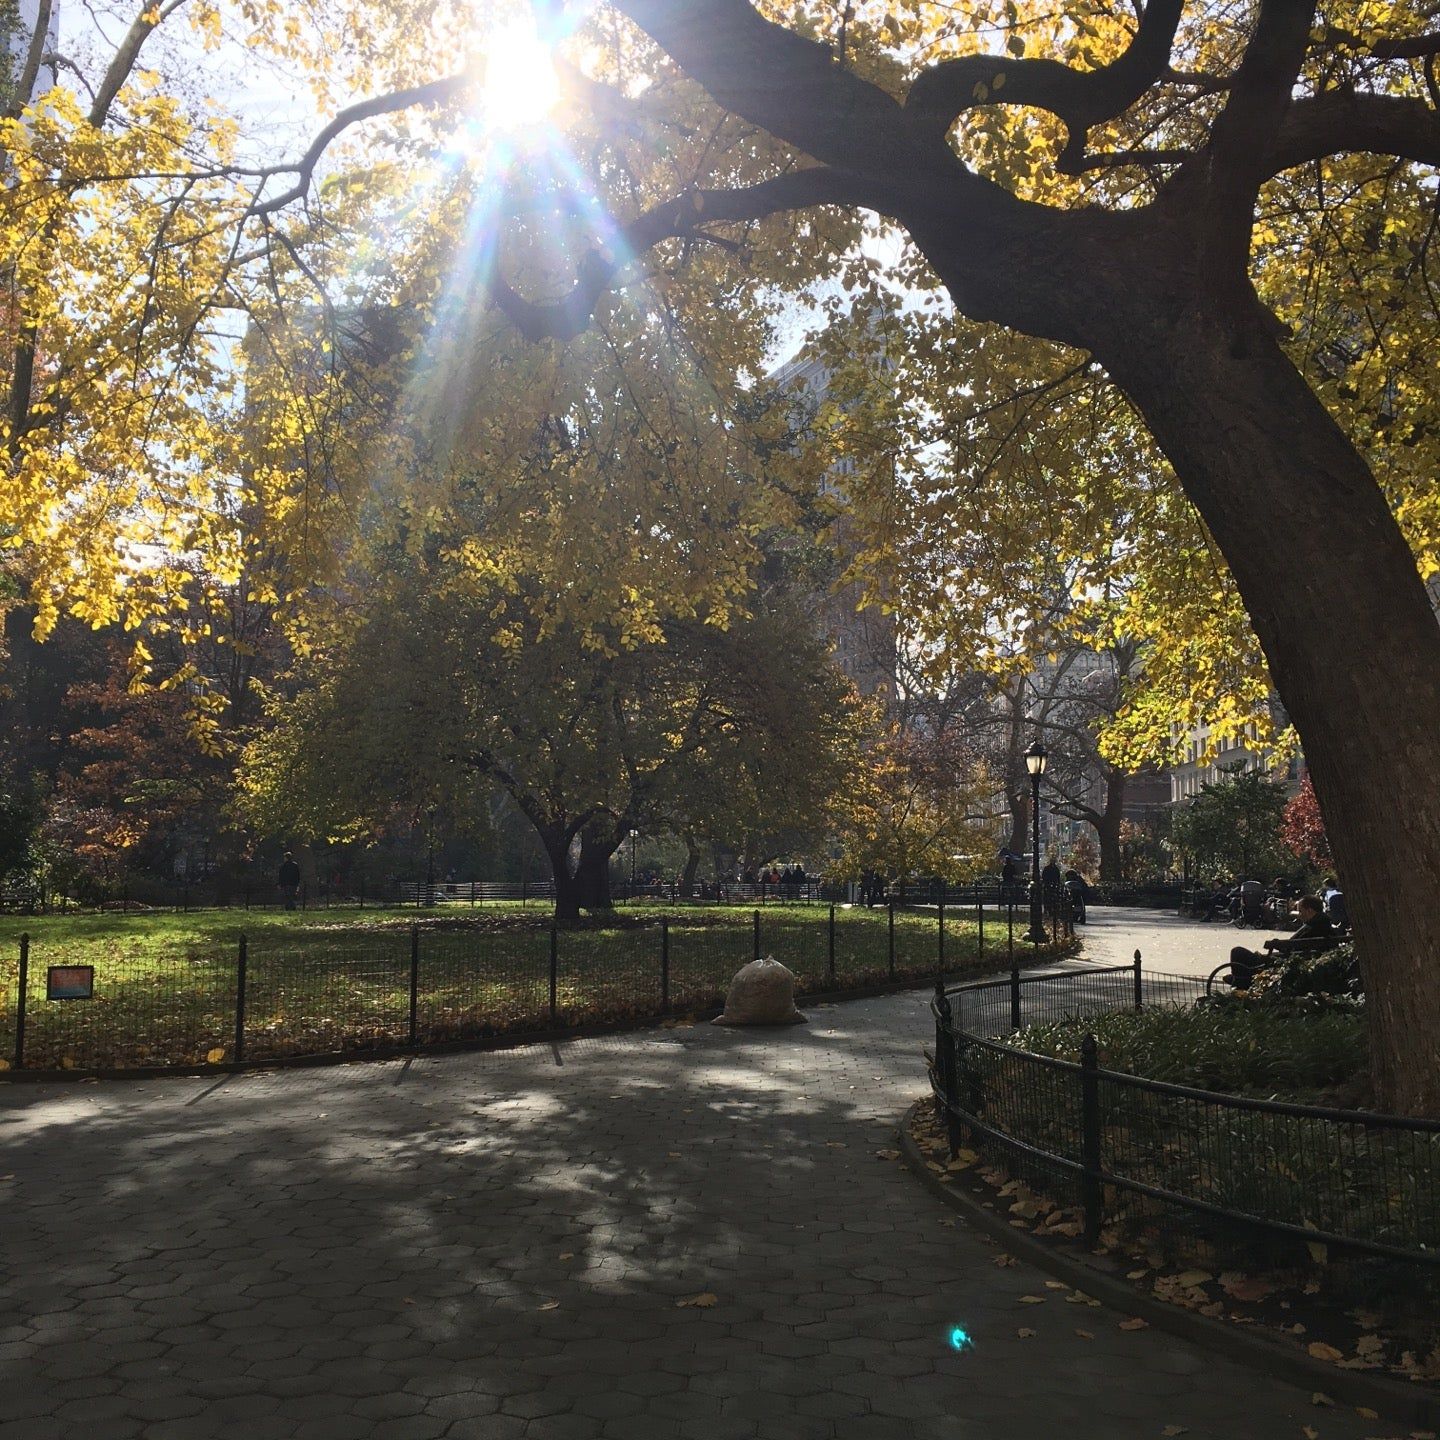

{"left": 0, "top": 899, "right": 1076, "bottom": 1078}
{"left": 930, "top": 963, "right": 1440, "bottom": 1266}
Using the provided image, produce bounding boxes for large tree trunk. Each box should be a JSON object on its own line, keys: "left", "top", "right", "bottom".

{"left": 575, "top": 820, "right": 618, "bottom": 912}
{"left": 540, "top": 831, "right": 581, "bottom": 922}
{"left": 1098, "top": 289, "right": 1440, "bottom": 1114}
{"left": 682, "top": 835, "right": 701, "bottom": 895}
{"left": 1095, "top": 770, "right": 1127, "bottom": 884}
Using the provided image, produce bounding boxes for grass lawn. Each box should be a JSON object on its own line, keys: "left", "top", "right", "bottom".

{"left": 0, "top": 901, "right": 1039, "bottom": 1071}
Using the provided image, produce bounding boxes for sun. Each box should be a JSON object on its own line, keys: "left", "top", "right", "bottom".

{"left": 479, "top": 16, "right": 561, "bottom": 132}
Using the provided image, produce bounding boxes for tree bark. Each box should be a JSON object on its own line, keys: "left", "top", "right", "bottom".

{"left": 575, "top": 820, "right": 619, "bottom": 912}
{"left": 1096, "top": 770, "right": 1127, "bottom": 884}
{"left": 540, "top": 830, "right": 582, "bottom": 922}
{"left": 682, "top": 835, "right": 701, "bottom": 894}
{"left": 1095, "top": 287, "right": 1440, "bottom": 1114}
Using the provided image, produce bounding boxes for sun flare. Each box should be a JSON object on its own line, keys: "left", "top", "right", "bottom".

{"left": 479, "top": 16, "right": 561, "bottom": 131}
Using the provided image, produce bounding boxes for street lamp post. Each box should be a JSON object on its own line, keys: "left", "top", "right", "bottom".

{"left": 629, "top": 829, "right": 639, "bottom": 901}
{"left": 1024, "top": 739, "right": 1049, "bottom": 944}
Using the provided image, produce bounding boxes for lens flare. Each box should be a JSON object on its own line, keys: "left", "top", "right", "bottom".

{"left": 479, "top": 16, "right": 561, "bottom": 131}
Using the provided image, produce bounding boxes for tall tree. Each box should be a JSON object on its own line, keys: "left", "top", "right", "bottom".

{"left": 412, "top": 2, "right": 1440, "bottom": 1111}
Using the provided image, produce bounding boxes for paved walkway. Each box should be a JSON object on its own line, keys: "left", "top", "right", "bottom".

{"left": 1079, "top": 904, "right": 1289, "bottom": 979}
{"left": 0, "top": 915, "right": 1378, "bottom": 1440}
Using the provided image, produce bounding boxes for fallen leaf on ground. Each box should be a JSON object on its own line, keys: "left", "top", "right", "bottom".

{"left": 559, "top": 1253, "right": 574, "bottom": 1261}
{"left": 1126, "top": 1269, "right": 1149, "bottom": 1281}
{"left": 992, "top": 1254, "right": 1015, "bottom": 1267}
{"left": 206, "top": 1048, "right": 225, "bottom": 1064}
{"left": 1017, "top": 1327, "right": 1036, "bottom": 1338}
{"left": 1174, "top": 1270, "right": 1211, "bottom": 1288}
{"left": 875, "top": 1149, "right": 900, "bottom": 1161}
{"left": 1075, "top": 1329, "right": 1094, "bottom": 1340}
{"left": 1044, "top": 1281, "right": 1068, "bottom": 1290}
{"left": 1311, "top": 1391, "right": 1334, "bottom": 1406}
{"left": 1220, "top": 1275, "right": 1276, "bottom": 1303}
{"left": 1355, "top": 1407, "right": 1379, "bottom": 1420}
{"left": 676, "top": 1293, "right": 718, "bottom": 1308}
{"left": 1119, "top": 1318, "right": 1148, "bottom": 1331}
{"left": 1308, "top": 1344, "right": 1345, "bottom": 1365}
{"left": 1301, "top": 1429, "right": 1318, "bottom": 1440}
{"left": 538, "top": 1301, "right": 560, "bottom": 1311}
{"left": 1161, "top": 1427, "right": 1187, "bottom": 1437}
{"left": 825, "top": 1141, "right": 847, "bottom": 1149}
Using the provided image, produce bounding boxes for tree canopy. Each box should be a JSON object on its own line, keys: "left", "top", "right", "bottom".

{"left": 3, "top": 0, "right": 1440, "bottom": 1106}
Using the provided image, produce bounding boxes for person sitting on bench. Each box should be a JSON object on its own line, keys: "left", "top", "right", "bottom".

{"left": 1227, "top": 895, "right": 1335, "bottom": 989}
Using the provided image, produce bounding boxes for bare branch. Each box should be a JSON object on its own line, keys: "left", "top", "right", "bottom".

{"left": 1317, "top": 27, "right": 1440, "bottom": 62}
{"left": 611, "top": 0, "right": 931, "bottom": 187}
{"left": 89, "top": 0, "right": 191, "bottom": 127}
{"left": 905, "top": 0, "right": 1184, "bottom": 173}
{"left": 482, "top": 166, "right": 850, "bottom": 342}
{"left": 1192, "top": 0, "right": 1315, "bottom": 237}
{"left": 248, "top": 74, "right": 470, "bottom": 218}
{"left": 1266, "top": 91, "right": 1440, "bottom": 172}
{"left": 8, "top": 0, "right": 52, "bottom": 119}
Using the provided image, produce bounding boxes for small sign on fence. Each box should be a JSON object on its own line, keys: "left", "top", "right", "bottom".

{"left": 47, "top": 965, "right": 95, "bottom": 1001}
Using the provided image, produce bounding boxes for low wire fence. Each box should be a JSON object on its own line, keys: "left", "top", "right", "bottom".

{"left": 931, "top": 963, "right": 1440, "bottom": 1268}
{"left": 0, "top": 897, "right": 1077, "bottom": 1077}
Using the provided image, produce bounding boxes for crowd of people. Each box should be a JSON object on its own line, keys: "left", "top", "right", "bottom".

{"left": 1194, "top": 874, "right": 1349, "bottom": 932}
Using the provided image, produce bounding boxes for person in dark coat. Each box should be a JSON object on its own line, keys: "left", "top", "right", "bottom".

{"left": 1227, "top": 895, "right": 1334, "bottom": 989}
{"left": 278, "top": 851, "right": 302, "bottom": 911}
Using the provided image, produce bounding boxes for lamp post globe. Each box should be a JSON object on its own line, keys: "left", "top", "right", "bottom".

{"left": 1024, "top": 740, "right": 1049, "bottom": 945}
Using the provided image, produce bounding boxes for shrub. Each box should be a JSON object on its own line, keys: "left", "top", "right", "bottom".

{"left": 1018, "top": 1003, "right": 1367, "bottom": 1099}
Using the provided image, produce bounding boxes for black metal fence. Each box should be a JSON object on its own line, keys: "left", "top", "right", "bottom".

{"left": 931, "top": 963, "right": 1440, "bottom": 1267}
{"left": 0, "top": 898, "right": 1077, "bottom": 1077}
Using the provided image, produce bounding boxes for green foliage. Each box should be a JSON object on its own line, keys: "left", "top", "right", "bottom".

{"left": 1020, "top": 1005, "right": 1368, "bottom": 1100}
{"left": 1168, "top": 766, "right": 1291, "bottom": 880}
{"left": 1246, "top": 943, "right": 1364, "bottom": 1005}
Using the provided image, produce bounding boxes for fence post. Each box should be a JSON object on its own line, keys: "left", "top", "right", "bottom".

{"left": 1007, "top": 901, "right": 1014, "bottom": 969}
{"left": 408, "top": 926, "right": 420, "bottom": 1046}
{"left": 937, "top": 896, "right": 945, "bottom": 983}
{"left": 1080, "top": 1032, "right": 1104, "bottom": 1246}
{"left": 14, "top": 933, "right": 28, "bottom": 1071}
{"left": 1010, "top": 958, "right": 1022, "bottom": 1032}
{"left": 827, "top": 905, "right": 836, "bottom": 988}
{"left": 887, "top": 902, "right": 896, "bottom": 981}
{"left": 1133, "top": 949, "right": 1144, "bottom": 1012}
{"left": 661, "top": 918, "right": 670, "bottom": 1011}
{"left": 752, "top": 909, "right": 760, "bottom": 963}
{"left": 544, "top": 924, "right": 556, "bottom": 1026}
{"left": 234, "top": 934, "right": 247, "bottom": 1063}
{"left": 933, "top": 977, "right": 961, "bottom": 1156}
{"left": 977, "top": 898, "right": 984, "bottom": 961}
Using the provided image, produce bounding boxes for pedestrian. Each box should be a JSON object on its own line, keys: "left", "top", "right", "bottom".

{"left": 278, "top": 850, "right": 301, "bottom": 911}
{"left": 1321, "top": 876, "right": 1349, "bottom": 932}
{"left": 1001, "top": 854, "right": 1017, "bottom": 902}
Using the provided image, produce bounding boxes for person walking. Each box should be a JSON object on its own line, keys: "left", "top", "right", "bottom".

{"left": 278, "top": 851, "right": 302, "bottom": 911}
